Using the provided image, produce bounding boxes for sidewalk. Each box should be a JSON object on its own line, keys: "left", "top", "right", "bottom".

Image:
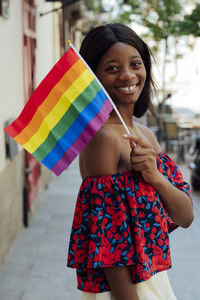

{"left": 0, "top": 157, "right": 200, "bottom": 300}
{"left": 168, "top": 160, "right": 200, "bottom": 300}
{"left": 0, "top": 159, "right": 82, "bottom": 300}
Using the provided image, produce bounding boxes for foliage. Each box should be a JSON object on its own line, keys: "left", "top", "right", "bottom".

{"left": 90, "top": 0, "right": 104, "bottom": 13}
{"left": 144, "top": 0, "right": 182, "bottom": 40}
{"left": 114, "top": 0, "right": 184, "bottom": 42}
{"left": 173, "top": 4, "right": 200, "bottom": 37}
{"left": 113, "top": 0, "right": 142, "bottom": 24}
{"left": 111, "top": 0, "right": 200, "bottom": 39}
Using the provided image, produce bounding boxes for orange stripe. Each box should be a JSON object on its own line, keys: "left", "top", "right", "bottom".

{"left": 15, "top": 59, "right": 86, "bottom": 145}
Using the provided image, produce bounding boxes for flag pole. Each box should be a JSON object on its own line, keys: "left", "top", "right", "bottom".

{"left": 67, "top": 40, "right": 131, "bottom": 136}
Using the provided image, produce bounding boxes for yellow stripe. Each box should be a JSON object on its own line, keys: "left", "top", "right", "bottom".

{"left": 23, "top": 69, "right": 94, "bottom": 153}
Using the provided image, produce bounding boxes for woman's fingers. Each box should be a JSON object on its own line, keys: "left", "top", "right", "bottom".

{"left": 123, "top": 134, "right": 152, "bottom": 149}
{"left": 131, "top": 146, "right": 156, "bottom": 157}
{"left": 130, "top": 154, "right": 148, "bottom": 164}
{"left": 122, "top": 133, "right": 159, "bottom": 183}
{"left": 123, "top": 134, "right": 156, "bottom": 159}
{"left": 130, "top": 154, "right": 155, "bottom": 169}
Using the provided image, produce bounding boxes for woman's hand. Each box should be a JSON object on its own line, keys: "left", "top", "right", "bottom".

{"left": 123, "top": 134, "right": 161, "bottom": 184}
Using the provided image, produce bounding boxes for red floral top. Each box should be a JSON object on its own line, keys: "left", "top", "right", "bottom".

{"left": 67, "top": 152, "right": 192, "bottom": 293}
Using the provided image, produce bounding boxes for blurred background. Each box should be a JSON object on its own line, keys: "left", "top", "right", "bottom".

{"left": 0, "top": 1, "right": 200, "bottom": 299}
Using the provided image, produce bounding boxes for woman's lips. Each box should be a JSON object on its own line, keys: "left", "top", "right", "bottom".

{"left": 116, "top": 83, "right": 139, "bottom": 94}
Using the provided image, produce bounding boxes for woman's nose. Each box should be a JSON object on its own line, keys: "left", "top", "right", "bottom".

{"left": 119, "top": 67, "right": 135, "bottom": 80}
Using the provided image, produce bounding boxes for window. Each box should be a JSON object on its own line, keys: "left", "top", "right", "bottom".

{"left": 0, "top": 0, "right": 10, "bottom": 19}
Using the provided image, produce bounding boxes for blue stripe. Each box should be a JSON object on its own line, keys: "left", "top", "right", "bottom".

{"left": 41, "top": 89, "right": 108, "bottom": 169}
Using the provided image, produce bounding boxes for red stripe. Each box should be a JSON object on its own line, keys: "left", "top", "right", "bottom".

{"left": 4, "top": 48, "right": 79, "bottom": 137}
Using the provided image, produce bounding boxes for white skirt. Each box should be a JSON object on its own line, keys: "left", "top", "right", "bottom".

{"left": 81, "top": 271, "right": 177, "bottom": 300}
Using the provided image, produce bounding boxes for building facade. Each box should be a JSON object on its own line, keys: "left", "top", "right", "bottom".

{"left": 0, "top": 0, "right": 63, "bottom": 266}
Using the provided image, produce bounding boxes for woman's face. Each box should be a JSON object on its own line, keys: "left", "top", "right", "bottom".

{"left": 95, "top": 42, "right": 146, "bottom": 106}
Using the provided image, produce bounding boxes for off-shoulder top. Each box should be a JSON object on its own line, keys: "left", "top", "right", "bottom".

{"left": 67, "top": 152, "right": 192, "bottom": 293}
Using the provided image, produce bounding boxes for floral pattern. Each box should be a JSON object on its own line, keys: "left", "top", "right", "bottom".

{"left": 67, "top": 152, "right": 192, "bottom": 293}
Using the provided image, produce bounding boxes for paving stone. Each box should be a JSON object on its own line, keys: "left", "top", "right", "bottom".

{"left": 167, "top": 158, "right": 200, "bottom": 299}
{"left": 21, "top": 289, "right": 80, "bottom": 300}
{"left": 0, "top": 288, "right": 23, "bottom": 300}
{"left": 0, "top": 274, "right": 30, "bottom": 292}
{"left": 0, "top": 260, "right": 33, "bottom": 277}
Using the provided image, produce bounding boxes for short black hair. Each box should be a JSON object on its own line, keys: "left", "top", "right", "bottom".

{"left": 80, "top": 23, "right": 156, "bottom": 118}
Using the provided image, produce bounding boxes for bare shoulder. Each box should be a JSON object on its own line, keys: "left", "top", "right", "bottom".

{"left": 79, "top": 124, "right": 121, "bottom": 178}
{"left": 87, "top": 124, "right": 117, "bottom": 149}
{"left": 136, "top": 122, "right": 162, "bottom": 154}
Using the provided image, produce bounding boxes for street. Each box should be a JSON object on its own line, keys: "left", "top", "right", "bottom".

{"left": 0, "top": 156, "right": 199, "bottom": 300}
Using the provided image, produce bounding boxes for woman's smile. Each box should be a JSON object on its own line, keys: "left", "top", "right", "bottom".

{"left": 116, "top": 83, "right": 140, "bottom": 94}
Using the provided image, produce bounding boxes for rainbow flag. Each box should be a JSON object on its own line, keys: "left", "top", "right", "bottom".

{"left": 4, "top": 43, "right": 114, "bottom": 176}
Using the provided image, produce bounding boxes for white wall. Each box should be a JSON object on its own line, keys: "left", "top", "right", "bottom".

{"left": 52, "top": 3, "right": 63, "bottom": 63}
{"left": 35, "top": 0, "right": 56, "bottom": 86}
{"left": 0, "top": 1, "right": 24, "bottom": 173}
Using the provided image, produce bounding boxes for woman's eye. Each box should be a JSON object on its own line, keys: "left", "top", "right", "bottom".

{"left": 131, "top": 61, "right": 142, "bottom": 68}
{"left": 106, "top": 65, "right": 119, "bottom": 72}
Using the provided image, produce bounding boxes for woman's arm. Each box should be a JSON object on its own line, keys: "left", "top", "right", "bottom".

{"left": 148, "top": 169, "right": 193, "bottom": 228}
{"left": 123, "top": 133, "right": 194, "bottom": 228}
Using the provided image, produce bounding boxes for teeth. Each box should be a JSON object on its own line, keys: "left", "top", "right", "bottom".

{"left": 118, "top": 85, "right": 136, "bottom": 91}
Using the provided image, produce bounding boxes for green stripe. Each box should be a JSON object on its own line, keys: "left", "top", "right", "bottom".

{"left": 33, "top": 79, "right": 101, "bottom": 161}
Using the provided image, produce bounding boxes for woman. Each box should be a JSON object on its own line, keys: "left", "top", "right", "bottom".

{"left": 67, "top": 23, "right": 194, "bottom": 300}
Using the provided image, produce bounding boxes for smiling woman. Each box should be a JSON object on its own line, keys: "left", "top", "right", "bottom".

{"left": 95, "top": 42, "right": 146, "bottom": 108}
{"left": 66, "top": 23, "right": 194, "bottom": 300}
{"left": 79, "top": 23, "right": 155, "bottom": 118}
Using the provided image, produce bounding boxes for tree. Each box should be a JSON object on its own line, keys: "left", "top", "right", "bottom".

{"left": 173, "top": 4, "right": 200, "bottom": 37}
{"left": 142, "top": 0, "right": 184, "bottom": 104}
{"left": 172, "top": 3, "right": 200, "bottom": 75}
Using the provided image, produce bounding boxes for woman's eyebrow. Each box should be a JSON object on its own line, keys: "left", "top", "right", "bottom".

{"left": 104, "top": 59, "right": 118, "bottom": 64}
{"left": 105, "top": 55, "right": 141, "bottom": 64}
{"left": 130, "top": 55, "right": 141, "bottom": 59}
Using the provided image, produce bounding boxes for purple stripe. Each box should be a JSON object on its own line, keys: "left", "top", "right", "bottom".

{"left": 51, "top": 99, "right": 113, "bottom": 176}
